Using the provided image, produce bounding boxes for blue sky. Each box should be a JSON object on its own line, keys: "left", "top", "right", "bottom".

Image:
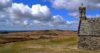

{"left": 0, "top": 0, "right": 100, "bottom": 31}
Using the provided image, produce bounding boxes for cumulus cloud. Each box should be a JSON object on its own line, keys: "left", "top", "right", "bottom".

{"left": 51, "top": 15, "right": 66, "bottom": 26}
{"left": 10, "top": 3, "right": 51, "bottom": 21}
{"left": 10, "top": 3, "right": 32, "bottom": 19}
{"left": 0, "top": 0, "right": 11, "bottom": 24}
{"left": 0, "top": 0, "right": 12, "bottom": 10}
{"left": 32, "top": 4, "right": 51, "bottom": 19}
{"left": 8, "top": 3, "right": 54, "bottom": 26}
{"left": 0, "top": 0, "right": 79, "bottom": 30}
{"left": 29, "top": 15, "right": 66, "bottom": 26}
{"left": 68, "top": 12, "right": 79, "bottom": 18}
{"left": 27, "top": 14, "right": 79, "bottom": 30}
{"left": 9, "top": 3, "right": 71, "bottom": 27}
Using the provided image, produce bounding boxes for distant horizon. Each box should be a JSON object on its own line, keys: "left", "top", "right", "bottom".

{"left": 0, "top": 29, "right": 77, "bottom": 32}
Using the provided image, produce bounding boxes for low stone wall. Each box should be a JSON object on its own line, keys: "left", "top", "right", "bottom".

{"left": 78, "top": 35, "right": 100, "bottom": 50}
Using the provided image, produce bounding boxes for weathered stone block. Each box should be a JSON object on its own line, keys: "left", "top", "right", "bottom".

{"left": 78, "top": 36, "right": 100, "bottom": 50}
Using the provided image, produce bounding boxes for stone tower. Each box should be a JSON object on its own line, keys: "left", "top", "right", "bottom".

{"left": 78, "top": 4, "right": 87, "bottom": 34}
{"left": 78, "top": 4, "right": 100, "bottom": 50}
{"left": 79, "top": 4, "right": 86, "bottom": 21}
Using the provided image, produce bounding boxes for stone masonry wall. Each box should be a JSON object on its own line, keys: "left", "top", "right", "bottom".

{"left": 79, "top": 18, "right": 100, "bottom": 35}
{"left": 78, "top": 36, "right": 100, "bottom": 50}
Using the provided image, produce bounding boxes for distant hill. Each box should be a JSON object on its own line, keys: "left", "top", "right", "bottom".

{"left": 0, "top": 30, "right": 77, "bottom": 43}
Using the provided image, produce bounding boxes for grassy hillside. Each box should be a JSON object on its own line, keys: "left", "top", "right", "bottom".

{"left": 0, "top": 35, "right": 100, "bottom": 53}
{"left": 0, "top": 30, "right": 77, "bottom": 43}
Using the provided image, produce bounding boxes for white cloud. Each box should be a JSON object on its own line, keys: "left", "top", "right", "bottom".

{"left": 96, "top": 14, "right": 100, "bottom": 17}
{"left": 0, "top": 0, "right": 78, "bottom": 30}
{"left": 8, "top": 3, "right": 67, "bottom": 27}
{"left": 51, "top": 15, "right": 66, "bottom": 26}
{"left": 10, "top": 3, "right": 32, "bottom": 19}
{"left": 9, "top": 3, "right": 53, "bottom": 26}
{"left": 29, "top": 15, "right": 77, "bottom": 27}
{"left": 0, "top": 0, "right": 11, "bottom": 24}
{"left": 0, "top": 12, "right": 6, "bottom": 18}
{"left": 29, "top": 15, "right": 65, "bottom": 26}
{"left": 87, "top": 14, "right": 100, "bottom": 18}
{"left": 32, "top": 4, "right": 51, "bottom": 19}
{"left": 10, "top": 3, "right": 51, "bottom": 21}
{"left": 52, "top": 15, "right": 64, "bottom": 22}
{"left": 33, "top": 20, "right": 41, "bottom": 24}
{"left": 0, "top": 0, "right": 11, "bottom": 10}
{"left": 23, "top": 20, "right": 29, "bottom": 26}
{"left": 68, "top": 12, "right": 79, "bottom": 18}
{"left": 13, "top": 20, "right": 21, "bottom": 24}
{"left": 49, "top": 0, "right": 100, "bottom": 18}
{"left": 50, "top": 0, "right": 83, "bottom": 10}
{"left": 50, "top": 0, "right": 100, "bottom": 10}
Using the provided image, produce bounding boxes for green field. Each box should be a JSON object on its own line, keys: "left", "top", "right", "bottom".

{"left": 0, "top": 35, "right": 100, "bottom": 53}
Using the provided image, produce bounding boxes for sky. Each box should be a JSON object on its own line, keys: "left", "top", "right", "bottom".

{"left": 0, "top": 0, "right": 100, "bottom": 31}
